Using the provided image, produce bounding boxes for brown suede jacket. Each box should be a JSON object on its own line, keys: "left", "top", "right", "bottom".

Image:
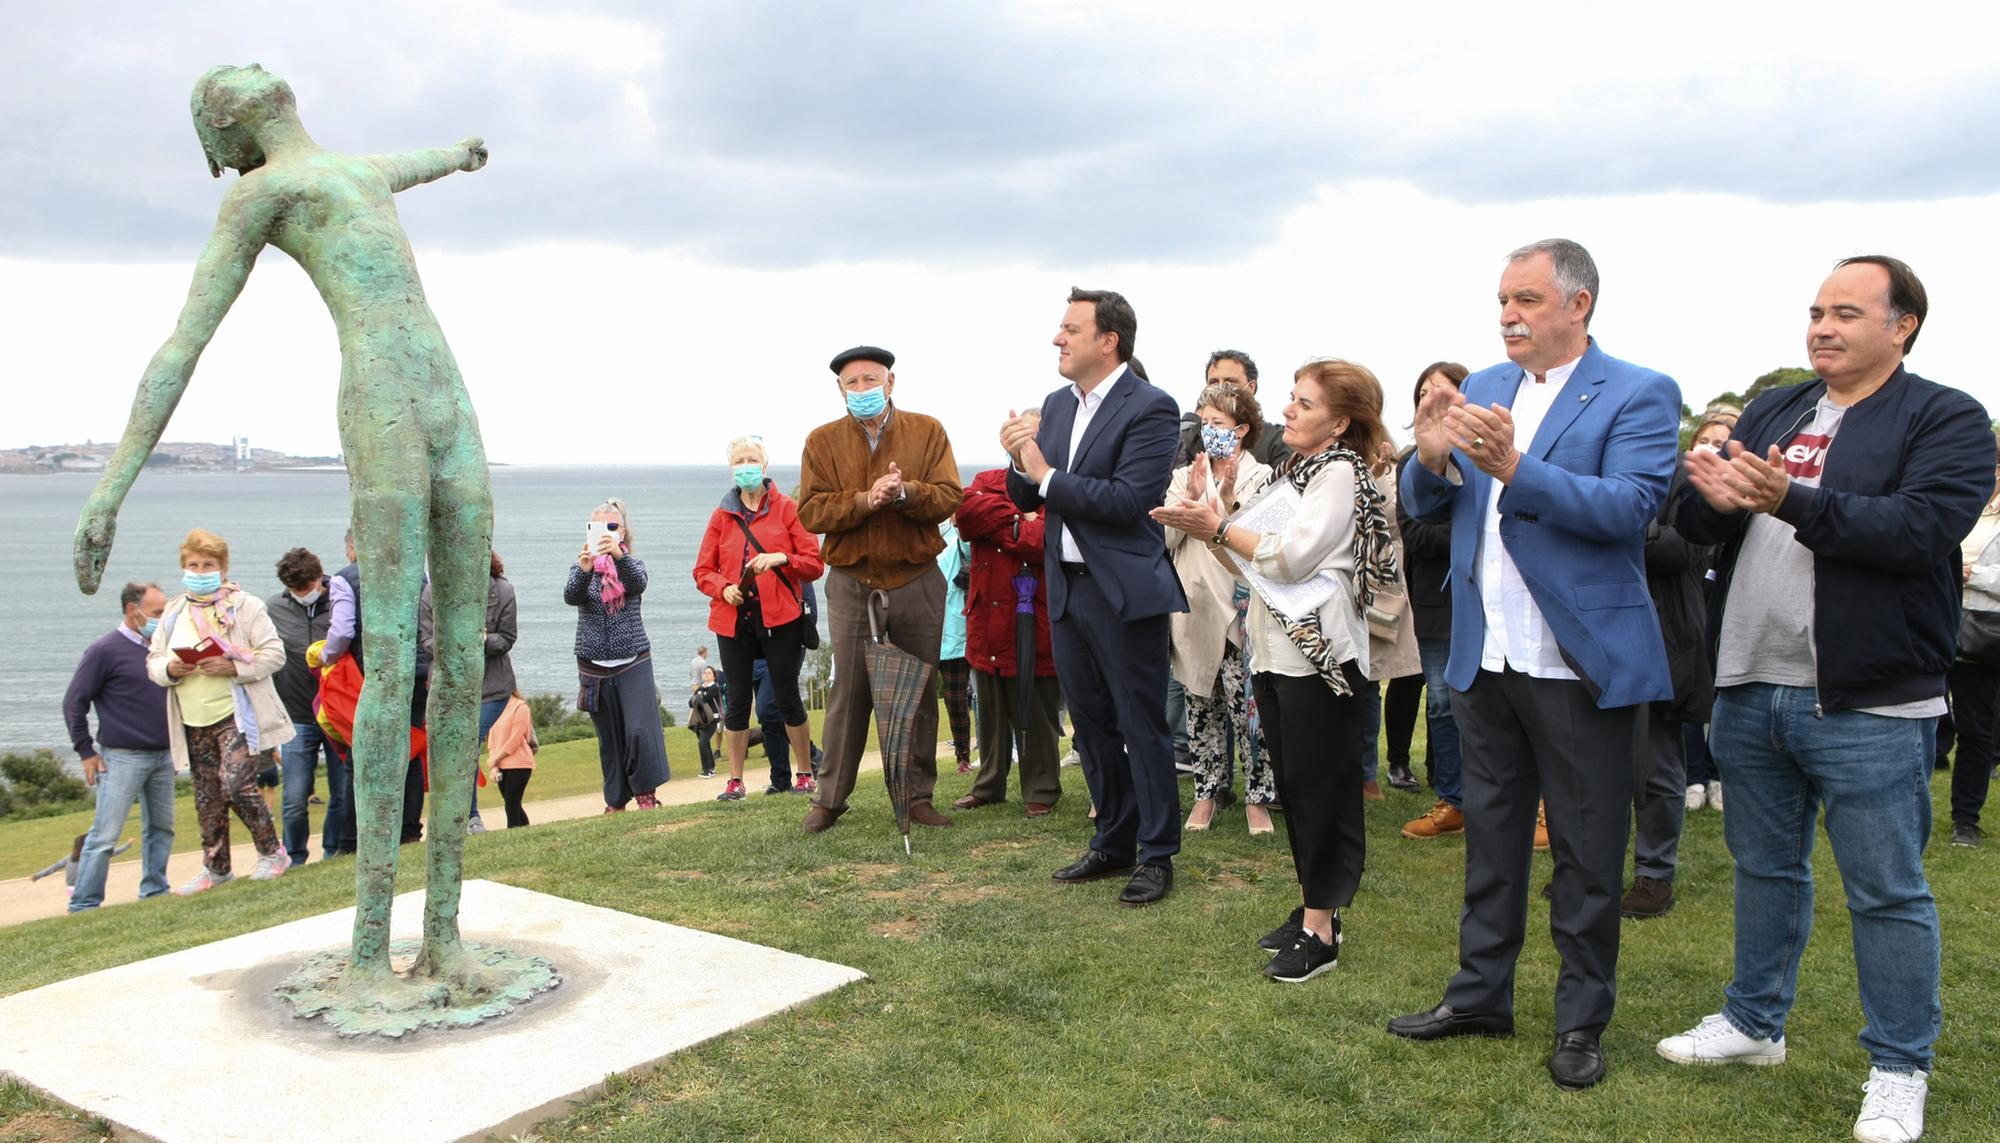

{"left": 797, "top": 405, "right": 963, "bottom": 589}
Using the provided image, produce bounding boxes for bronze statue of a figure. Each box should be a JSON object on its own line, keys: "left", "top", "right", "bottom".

{"left": 74, "top": 65, "right": 549, "bottom": 1031}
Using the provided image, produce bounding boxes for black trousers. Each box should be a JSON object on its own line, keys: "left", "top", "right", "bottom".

{"left": 497, "top": 768, "right": 532, "bottom": 828}
{"left": 1444, "top": 667, "right": 1643, "bottom": 1037}
{"left": 1949, "top": 659, "right": 2000, "bottom": 826}
{"left": 718, "top": 614, "right": 808, "bottom": 732}
{"left": 1384, "top": 673, "right": 1424, "bottom": 767}
{"left": 1254, "top": 669, "right": 1368, "bottom": 908}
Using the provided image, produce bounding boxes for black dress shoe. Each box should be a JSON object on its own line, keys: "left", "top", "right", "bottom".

{"left": 1548, "top": 1031, "right": 1606, "bottom": 1089}
{"left": 1386, "top": 1003, "right": 1515, "bottom": 1041}
{"left": 1387, "top": 762, "right": 1419, "bottom": 792}
{"left": 1051, "top": 850, "right": 1136, "bottom": 884}
{"left": 1117, "top": 864, "right": 1172, "bottom": 906}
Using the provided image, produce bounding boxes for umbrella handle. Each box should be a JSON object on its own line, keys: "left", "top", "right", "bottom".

{"left": 868, "top": 589, "right": 891, "bottom": 645}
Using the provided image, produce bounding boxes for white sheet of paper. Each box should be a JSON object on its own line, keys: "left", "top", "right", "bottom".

{"left": 1223, "top": 483, "right": 1342, "bottom": 621}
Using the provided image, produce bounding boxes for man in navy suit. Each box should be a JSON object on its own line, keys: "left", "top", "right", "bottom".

{"left": 1002, "top": 288, "right": 1188, "bottom": 906}
{"left": 1386, "top": 240, "right": 1681, "bottom": 1091}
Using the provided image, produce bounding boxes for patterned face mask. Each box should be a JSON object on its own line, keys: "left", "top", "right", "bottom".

{"left": 1200, "top": 423, "right": 1241, "bottom": 459}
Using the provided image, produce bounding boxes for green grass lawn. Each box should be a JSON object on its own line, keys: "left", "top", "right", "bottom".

{"left": 3, "top": 742, "right": 1998, "bottom": 1141}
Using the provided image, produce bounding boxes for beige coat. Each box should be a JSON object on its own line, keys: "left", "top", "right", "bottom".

{"left": 1364, "top": 463, "right": 1421, "bottom": 682}
{"left": 147, "top": 588, "right": 296, "bottom": 769}
{"left": 1163, "top": 455, "right": 1272, "bottom": 697}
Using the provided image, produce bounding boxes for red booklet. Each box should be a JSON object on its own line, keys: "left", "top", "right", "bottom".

{"left": 174, "top": 638, "right": 226, "bottom": 665}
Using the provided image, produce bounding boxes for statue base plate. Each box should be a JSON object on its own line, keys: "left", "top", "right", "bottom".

{"left": 0, "top": 880, "right": 865, "bottom": 1142}
{"left": 276, "top": 938, "right": 562, "bottom": 1037}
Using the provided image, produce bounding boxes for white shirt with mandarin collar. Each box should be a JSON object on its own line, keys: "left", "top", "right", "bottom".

{"left": 1022, "top": 364, "right": 1128, "bottom": 564}
{"left": 1474, "top": 354, "right": 1580, "bottom": 680}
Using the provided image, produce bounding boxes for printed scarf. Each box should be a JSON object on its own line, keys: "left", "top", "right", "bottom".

{"left": 593, "top": 546, "right": 629, "bottom": 615}
{"left": 1266, "top": 445, "right": 1399, "bottom": 695}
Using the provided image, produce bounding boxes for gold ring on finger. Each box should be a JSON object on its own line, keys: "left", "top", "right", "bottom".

{"left": 1472, "top": 436, "right": 1485, "bottom": 449}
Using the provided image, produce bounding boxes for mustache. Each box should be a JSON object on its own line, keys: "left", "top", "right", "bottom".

{"left": 1501, "top": 322, "right": 1532, "bottom": 338}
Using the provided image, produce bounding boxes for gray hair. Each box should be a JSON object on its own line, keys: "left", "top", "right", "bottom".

{"left": 725, "top": 435, "right": 767, "bottom": 465}
{"left": 593, "top": 497, "right": 632, "bottom": 548}
{"left": 1508, "top": 238, "right": 1599, "bottom": 326}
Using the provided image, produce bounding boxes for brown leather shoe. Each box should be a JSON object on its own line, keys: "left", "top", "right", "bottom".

{"left": 1401, "top": 800, "right": 1465, "bottom": 840}
{"left": 907, "top": 801, "right": 954, "bottom": 828}
{"left": 1025, "top": 802, "right": 1053, "bottom": 818}
{"left": 952, "top": 795, "right": 993, "bottom": 811}
{"left": 1362, "top": 779, "right": 1385, "bottom": 801}
{"left": 1534, "top": 801, "right": 1551, "bottom": 852}
{"left": 1620, "top": 875, "right": 1675, "bottom": 918}
{"left": 801, "top": 805, "right": 842, "bottom": 833}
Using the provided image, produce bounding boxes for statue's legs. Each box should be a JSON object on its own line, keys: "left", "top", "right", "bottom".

{"left": 414, "top": 424, "right": 493, "bottom": 981}
{"left": 345, "top": 476, "right": 431, "bottom": 977}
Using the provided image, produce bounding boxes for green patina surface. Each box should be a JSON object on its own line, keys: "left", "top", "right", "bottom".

{"left": 277, "top": 939, "right": 561, "bottom": 1038}
{"left": 72, "top": 65, "right": 554, "bottom": 1027}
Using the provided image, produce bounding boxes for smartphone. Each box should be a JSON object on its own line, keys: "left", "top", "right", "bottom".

{"left": 584, "top": 520, "right": 620, "bottom": 550}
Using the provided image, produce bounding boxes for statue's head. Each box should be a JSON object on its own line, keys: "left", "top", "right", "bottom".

{"left": 190, "top": 64, "right": 295, "bottom": 177}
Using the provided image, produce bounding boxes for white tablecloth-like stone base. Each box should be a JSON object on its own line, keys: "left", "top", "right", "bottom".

{"left": 0, "top": 880, "right": 866, "bottom": 1142}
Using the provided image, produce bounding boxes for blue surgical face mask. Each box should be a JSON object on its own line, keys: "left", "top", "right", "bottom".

{"left": 183, "top": 570, "right": 223, "bottom": 595}
{"left": 140, "top": 617, "right": 160, "bottom": 638}
{"left": 845, "top": 384, "right": 887, "bottom": 420}
{"left": 1200, "top": 424, "right": 1241, "bottom": 459}
{"left": 732, "top": 463, "right": 765, "bottom": 491}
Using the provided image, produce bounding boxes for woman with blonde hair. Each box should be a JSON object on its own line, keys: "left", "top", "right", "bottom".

{"left": 149, "top": 528, "right": 295, "bottom": 894}
{"left": 1154, "top": 358, "right": 1400, "bottom": 981}
{"left": 1160, "top": 382, "right": 1277, "bottom": 834}
{"left": 565, "top": 496, "right": 671, "bottom": 811}
{"left": 693, "top": 435, "right": 825, "bottom": 801}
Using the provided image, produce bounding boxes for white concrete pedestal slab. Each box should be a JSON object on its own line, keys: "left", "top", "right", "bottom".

{"left": 0, "top": 880, "right": 866, "bottom": 1142}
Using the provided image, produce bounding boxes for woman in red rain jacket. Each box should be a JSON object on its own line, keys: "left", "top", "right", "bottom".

{"left": 692, "top": 436, "right": 826, "bottom": 801}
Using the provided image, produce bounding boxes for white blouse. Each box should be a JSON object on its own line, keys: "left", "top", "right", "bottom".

{"left": 1215, "top": 458, "right": 1368, "bottom": 680}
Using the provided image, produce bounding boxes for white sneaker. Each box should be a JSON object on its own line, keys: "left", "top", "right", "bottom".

{"left": 1685, "top": 784, "right": 1707, "bottom": 811}
{"left": 249, "top": 852, "right": 291, "bottom": 881}
{"left": 1709, "top": 780, "right": 1725, "bottom": 812}
{"left": 1656, "top": 1012, "right": 1787, "bottom": 1066}
{"left": 173, "top": 868, "right": 234, "bottom": 896}
{"left": 1853, "top": 1067, "right": 1927, "bottom": 1143}
{"left": 1059, "top": 748, "right": 1082, "bottom": 768}
{"left": 467, "top": 817, "right": 488, "bottom": 835}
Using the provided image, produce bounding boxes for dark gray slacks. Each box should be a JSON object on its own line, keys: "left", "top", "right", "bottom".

{"left": 1631, "top": 703, "right": 1688, "bottom": 883}
{"left": 1444, "top": 667, "right": 1643, "bottom": 1037}
{"left": 814, "top": 565, "right": 945, "bottom": 815}
{"left": 967, "top": 669, "right": 1063, "bottom": 806}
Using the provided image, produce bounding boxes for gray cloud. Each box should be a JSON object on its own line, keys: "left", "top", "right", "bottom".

{"left": 5, "top": 2, "right": 1998, "bottom": 268}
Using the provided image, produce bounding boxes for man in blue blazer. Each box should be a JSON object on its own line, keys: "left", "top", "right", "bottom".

{"left": 1386, "top": 240, "right": 1681, "bottom": 1091}
{"left": 1002, "top": 288, "right": 1188, "bottom": 906}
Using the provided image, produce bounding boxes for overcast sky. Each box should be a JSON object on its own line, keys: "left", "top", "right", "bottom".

{"left": 5, "top": 1, "right": 1997, "bottom": 467}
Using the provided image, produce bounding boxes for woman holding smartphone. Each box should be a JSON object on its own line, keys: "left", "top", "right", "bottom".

{"left": 565, "top": 497, "right": 671, "bottom": 811}
{"left": 1152, "top": 359, "right": 1400, "bottom": 982}
{"left": 149, "top": 528, "right": 295, "bottom": 894}
{"left": 692, "top": 435, "right": 825, "bottom": 802}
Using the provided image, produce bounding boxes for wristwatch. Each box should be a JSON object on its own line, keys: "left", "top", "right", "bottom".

{"left": 891, "top": 489, "right": 908, "bottom": 508}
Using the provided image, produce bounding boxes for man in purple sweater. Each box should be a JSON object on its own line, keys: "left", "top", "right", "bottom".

{"left": 61, "top": 582, "right": 173, "bottom": 912}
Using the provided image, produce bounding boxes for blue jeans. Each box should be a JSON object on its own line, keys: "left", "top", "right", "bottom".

{"left": 469, "top": 698, "right": 505, "bottom": 823}
{"left": 69, "top": 747, "right": 176, "bottom": 912}
{"left": 1711, "top": 683, "right": 1941, "bottom": 1073}
{"left": 1166, "top": 675, "right": 1189, "bottom": 758}
{"left": 1419, "top": 638, "right": 1463, "bottom": 807}
{"left": 281, "top": 722, "right": 343, "bottom": 865}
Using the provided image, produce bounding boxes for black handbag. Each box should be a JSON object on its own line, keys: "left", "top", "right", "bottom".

{"left": 732, "top": 514, "right": 820, "bottom": 650}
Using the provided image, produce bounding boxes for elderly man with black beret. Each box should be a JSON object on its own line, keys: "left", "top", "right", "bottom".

{"left": 797, "top": 345, "right": 964, "bottom": 833}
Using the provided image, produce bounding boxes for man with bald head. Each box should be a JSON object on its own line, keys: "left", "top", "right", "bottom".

{"left": 1658, "top": 256, "right": 1992, "bottom": 1143}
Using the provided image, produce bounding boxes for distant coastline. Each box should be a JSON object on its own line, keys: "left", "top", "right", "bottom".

{"left": 0, "top": 442, "right": 518, "bottom": 475}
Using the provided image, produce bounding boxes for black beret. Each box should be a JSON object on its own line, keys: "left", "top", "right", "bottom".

{"left": 829, "top": 345, "right": 895, "bottom": 374}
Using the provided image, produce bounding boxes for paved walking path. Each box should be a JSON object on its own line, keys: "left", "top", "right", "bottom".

{"left": 0, "top": 753, "right": 882, "bottom": 930}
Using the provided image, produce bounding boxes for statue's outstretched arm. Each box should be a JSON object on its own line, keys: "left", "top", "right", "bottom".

{"left": 73, "top": 181, "right": 275, "bottom": 593}
{"left": 368, "top": 138, "right": 487, "bottom": 193}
